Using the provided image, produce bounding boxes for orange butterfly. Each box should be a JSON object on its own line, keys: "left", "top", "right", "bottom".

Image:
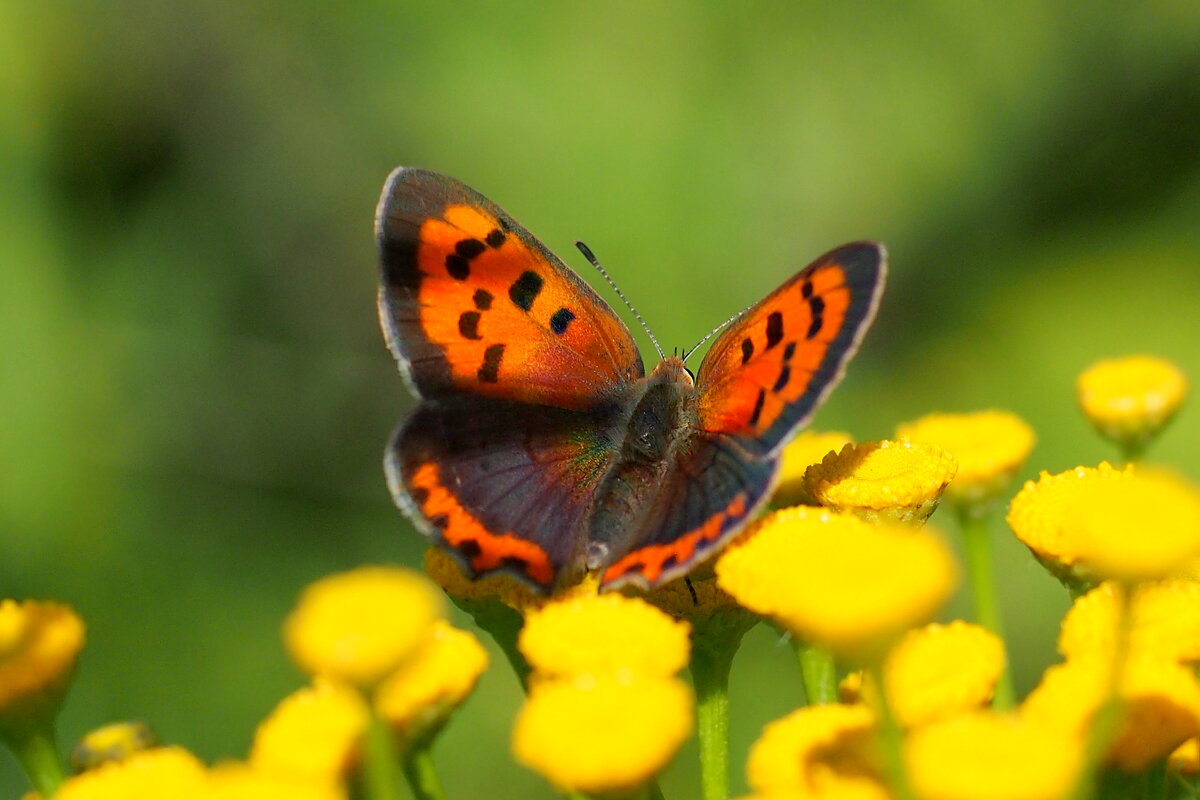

{"left": 376, "top": 169, "right": 886, "bottom": 592}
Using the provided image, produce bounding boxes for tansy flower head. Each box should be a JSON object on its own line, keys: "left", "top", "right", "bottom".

{"left": 803, "top": 440, "right": 957, "bottom": 524}
{"left": 1022, "top": 657, "right": 1200, "bottom": 771}
{"left": 0, "top": 599, "right": 86, "bottom": 740}
{"left": 250, "top": 678, "right": 367, "bottom": 784}
{"left": 512, "top": 673, "right": 693, "bottom": 794}
{"left": 1077, "top": 355, "right": 1187, "bottom": 456}
{"left": 519, "top": 593, "right": 690, "bottom": 679}
{"left": 881, "top": 621, "right": 1005, "bottom": 728}
{"left": 774, "top": 430, "right": 854, "bottom": 506}
{"left": 375, "top": 619, "right": 488, "bottom": 738}
{"left": 716, "top": 507, "right": 957, "bottom": 660}
{"left": 1007, "top": 463, "right": 1200, "bottom": 584}
{"left": 54, "top": 746, "right": 208, "bottom": 800}
{"left": 207, "top": 762, "right": 347, "bottom": 800}
{"left": 283, "top": 566, "right": 443, "bottom": 688}
{"left": 904, "top": 711, "right": 1082, "bottom": 800}
{"left": 746, "top": 703, "right": 881, "bottom": 796}
{"left": 1059, "top": 580, "right": 1200, "bottom": 665}
{"left": 896, "top": 410, "right": 1035, "bottom": 513}
{"left": 69, "top": 721, "right": 159, "bottom": 772}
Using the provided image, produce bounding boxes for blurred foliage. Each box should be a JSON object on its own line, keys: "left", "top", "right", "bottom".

{"left": 3, "top": 2, "right": 1200, "bottom": 797}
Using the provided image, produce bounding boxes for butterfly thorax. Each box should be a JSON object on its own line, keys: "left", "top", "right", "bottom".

{"left": 585, "top": 358, "right": 699, "bottom": 571}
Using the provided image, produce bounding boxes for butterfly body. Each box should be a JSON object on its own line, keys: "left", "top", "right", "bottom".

{"left": 376, "top": 168, "right": 886, "bottom": 593}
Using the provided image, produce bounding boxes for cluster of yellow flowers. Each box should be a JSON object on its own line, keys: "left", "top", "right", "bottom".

{"left": 1, "top": 353, "right": 1194, "bottom": 800}
{"left": 0, "top": 568, "right": 487, "bottom": 799}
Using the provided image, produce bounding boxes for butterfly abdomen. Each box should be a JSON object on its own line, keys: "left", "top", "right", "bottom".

{"left": 585, "top": 360, "right": 698, "bottom": 571}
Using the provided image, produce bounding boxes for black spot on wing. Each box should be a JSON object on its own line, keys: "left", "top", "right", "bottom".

{"left": 455, "top": 238, "right": 487, "bottom": 259}
{"left": 458, "top": 539, "right": 482, "bottom": 558}
{"left": 509, "top": 271, "right": 544, "bottom": 312}
{"left": 749, "top": 388, "right": 766, "bottom": 426}
{"left": 445, "top": 254, "right": 470, "bottom": 280}
{"left": 550, "top": 308, "right": 575, "bottom": 335}
{"left": 782, "top": 341, "right": 797, "bottom": 361}
{"left": 741, "top": 338, "right": 754, "bottom": 364}
{"left": 773, "top": 364, "right": 791, "bottom": 392}
{"left": 430, "top": 513, "right": 450, "bottom": 530}
{"left": 459, "top": 311, "right": 482, "bottom": 340}
{"left": 766, "top": 311, "right": 784, "bottom": 349}
{"left": 486, "top": 228, "right": 507, "bottom": 248}
{"left": 473, "top": 289, "right": 493, "bottom": 310}
{"left": 478, "top": 344, "right": 505, "bottom": 383}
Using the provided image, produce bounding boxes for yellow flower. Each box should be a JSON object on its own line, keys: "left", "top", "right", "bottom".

{"left": 0, "top": 599, "right": 86, "bottom": 739}
{"left": 642, "top": 570, "right": 745, "bottom": 622}
{"left": 1170, "top": 738, "right": 1200, "bottom": 774}
{"left": 1059, "top": 580, "right": 1200, "bottom": 665}
{"left": 375, "top": 620, "right": 488, "bottom": 737}
{"left": 896, "top": 410, "right": 1035, "bottom": 511}
{"left": 283, "top": 566, "right": 443, "bottom": 687}
{"left": 905, "top": 711, "right": 1082, "bottom": 800}
{"left": 250, "top": 678, "right": 367, "bottom": 784}
{"left": 519, "top": 593, "right": 690, "bottom": 679}
{"left": 1007, "top": 463, "right": 1200, "bottom": 583}
{"left": 803, "top": 440, "right": 957, "bottom": 524}
{"left": 774, "top": 431, "right": 855, "bottom": 506}
{"left": 716, "top": 507, "right": 957, "bottom": 659}
{"left": 512, "top": 674, "right": 693, "bottom": 794}
{"left": 882, "top": 621, "right": 1005, "bottom": 728}
{"left": 69, "top": 721, "right": 158, "bottom": 772}
{"left": 1022, "top": 657, "right": 1200, "bottom": 771}
{"left": 207, "top": 762, "right": 347, "bottom": 800}
{"left": 745, "top": 703, "right": 881, "bottom": 796}
{"left": 423, "top": 547, "right": 542, "bottom": 610}
{"left": 1077, "top": 355, "right": 1187, "bottom": 454}
{"left": 55, "top": 746, "right": 208, "bottom": 800}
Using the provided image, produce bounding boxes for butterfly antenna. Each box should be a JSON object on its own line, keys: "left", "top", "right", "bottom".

{"left": 576, "top": 241, "right": 666, "bottom": 360}
{"left": 681, "top": 306, "right": 748, "bottom": 364}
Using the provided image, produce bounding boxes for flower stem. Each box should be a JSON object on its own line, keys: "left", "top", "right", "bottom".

{"left": 401, "top": 739, "right": 447, "bottom": 800}
{"left": 362, "top": 711, "right": 404, "bottom": 800}
{"left": 451, "top": 597, "right": 531, "bottom": 687}
{"left": 865, "top": 660, "right": 916, "bottom": 800}
{"left": 4, "top": 725, "right": 64, "bottom": 797}
{"left": 794, "top": 640, "right": 838, "bottom": 705}
{"left": 957, "top": 509, "right": 1015, "bottom": 709}
{"left": 691, "top": 639, "right": 733, "bottom": 800}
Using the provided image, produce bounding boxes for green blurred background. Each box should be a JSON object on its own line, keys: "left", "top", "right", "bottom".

{"left": 4, "top": 2, "right": 1200, "bottom": 797}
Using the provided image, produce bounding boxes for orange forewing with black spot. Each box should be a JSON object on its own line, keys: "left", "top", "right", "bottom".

{"left": 696, "top": 242, "right": 885, "bottom": 456}
{"left": 377, "top": 169, "right": 643, "bottom": 410}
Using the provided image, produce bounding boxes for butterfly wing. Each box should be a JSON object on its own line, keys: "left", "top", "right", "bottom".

{"left": 599, "top": 433, "right": 777, "bottom": 591}
{"left": 389, "top": 396, "right": 623, "bottom": 591}
{"left": 599, "top": 242, "right": 885, "bottom": 590}
{"left": 696, "top": 241, "right": 886, "bottom": 455}
{"left": 376, "top": 168, "right": 645, "bottom": 410}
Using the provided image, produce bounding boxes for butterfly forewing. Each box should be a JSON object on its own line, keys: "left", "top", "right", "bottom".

{"left": 695, "top": 242, "right": 886, "bottom": 455}
{"left": 376, "top": 168, "right": 645, "bottom": 410}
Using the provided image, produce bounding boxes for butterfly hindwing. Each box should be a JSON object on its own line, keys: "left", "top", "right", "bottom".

{"left": 388, "top": 396, "right": 624, "bottom": 591}
{"left": 376, "top": 168, "right": 645, "bottom": 410}
{"left": 696, "top": 241, "right": 886, "bottom": 455}
{"left": 599, "top": 432, "right": 777, "bottom": 591}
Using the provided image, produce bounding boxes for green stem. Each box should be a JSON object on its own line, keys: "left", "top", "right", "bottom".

{"left": 401, "top": 739, "right": 447, "bottom": 800}
{"left": 451, "top": 597, "right": 531, "bottom": 687}
{"left": 794, "top": 640, "right": 838, "bottom": 705}
{"left": 691, "top": 640, "right": 734, "bottom": 800}
{"left": 958, "top": 509, "right": 1016, "bottom": 709}
{"left": 4, "top": 725, "right": 64, "bottom": 797}
{"left": 865, "top": 660, "right": 916, "bottom": 800}
{"left": 362, "top": 711, "right": 404, "bottom": 800}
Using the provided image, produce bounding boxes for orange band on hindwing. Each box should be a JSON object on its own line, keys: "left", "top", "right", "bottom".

{"left": 408, "top": 462, "right": 556, "bottom": 587}
{"left": 601, "top": 493, "right": 749, "bottom": 586}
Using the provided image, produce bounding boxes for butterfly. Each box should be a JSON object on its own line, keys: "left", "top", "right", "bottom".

{"left": 376, "top": 168, "right": 886, "bottom": 593}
